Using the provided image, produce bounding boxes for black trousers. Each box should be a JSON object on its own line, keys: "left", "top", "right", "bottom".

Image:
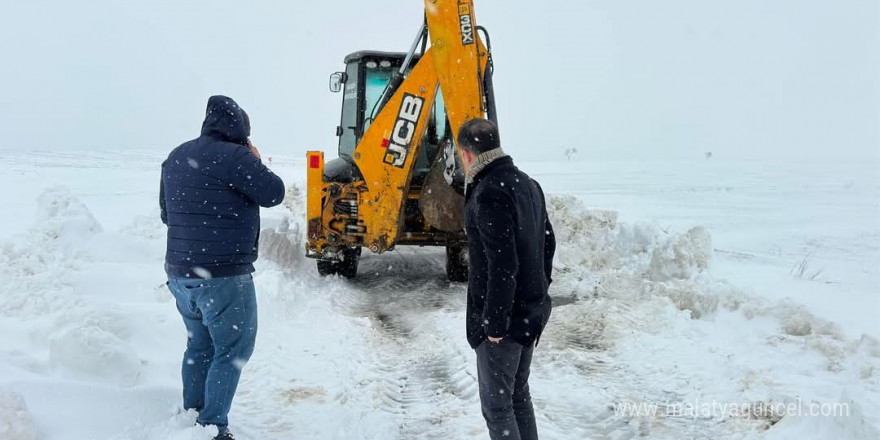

{"left": 475, "top": 339, "right": 539, "bottom": 440}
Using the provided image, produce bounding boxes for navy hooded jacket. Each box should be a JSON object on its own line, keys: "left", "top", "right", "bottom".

{"left": 160, "top": 96, "right": 285, "bottom": 279}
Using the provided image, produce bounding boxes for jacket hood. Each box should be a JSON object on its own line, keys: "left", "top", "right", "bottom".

{"left": 200, "top": 95, "right": 250, "bottom": 145}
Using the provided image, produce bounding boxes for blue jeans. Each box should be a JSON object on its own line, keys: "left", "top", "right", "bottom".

{"left": 168, "top": 273, "right": 258, "bottom": 430}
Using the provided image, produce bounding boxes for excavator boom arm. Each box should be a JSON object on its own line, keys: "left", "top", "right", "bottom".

{"left": 352, "top": 0, "right": 489, "bottom": 253}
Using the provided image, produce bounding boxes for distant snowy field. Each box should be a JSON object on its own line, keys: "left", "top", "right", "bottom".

{"left": 0, "top": 150, "right": 877, "bottom": 440}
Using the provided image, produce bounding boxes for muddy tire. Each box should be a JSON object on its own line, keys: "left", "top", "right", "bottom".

{"left": 446, "top": 242, "right": 469, "bottom": 282}
{"left": 317, "top": 247, "right": 361, "bottom": 279}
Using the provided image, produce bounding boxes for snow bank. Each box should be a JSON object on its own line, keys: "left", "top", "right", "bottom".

{"left": 538, "top": 195, "right": 723, "bottom": 356}
{"left": 542, "top": 194, "right": 880, "bottom": 438}
{"left": 0, "top": 389, "right": 37, "bottom": 440}
{"left": 546, "top": 194, "right": 716, "bottom": 320}
{"left": 120, "top": 210, "right": 166, "bottom": 241}
{"left": 35, "top": 186, "right": 103, "bottom": 242}
{"left": 547, "top": 195, "right": 711, "bottom": 282}
{"left": 259, "top": 184, "right": 306, "bottom": 268}
{"left": 48, "top": 321, "right": 142, "bottom": 387}
{"left": 0, "top": 186, "right": 102, "bottom": 317}
{"left": 1, "top": 187, "right": 143, "bottom": 386}
{"left": 545, "top": 194, "right": 878, "bottom": 347}
{"left": 259, "top": 220, "right": 304, "bottom": 268}
{"left": 649, "top": 226, "right": 712, "bottom": 281}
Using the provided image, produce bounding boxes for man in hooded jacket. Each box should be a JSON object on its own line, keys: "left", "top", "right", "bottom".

{"left": 160, "top": 95, "right": 285, "bottom": 439}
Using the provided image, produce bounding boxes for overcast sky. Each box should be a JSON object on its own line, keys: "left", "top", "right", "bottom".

{"left": 0, "top": 0, "right": 877, "bottom": 161}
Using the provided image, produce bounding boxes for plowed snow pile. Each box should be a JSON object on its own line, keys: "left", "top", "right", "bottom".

{"left": 539, "top": 194, "right": 880, "bottom": 440}
{"left": 0, "top": 152, "right": 877, "bottom": 440}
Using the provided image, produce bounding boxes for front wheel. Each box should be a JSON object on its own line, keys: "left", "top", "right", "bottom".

{"left": 446, "top": 242, "right": 469, "bottom": 282}
{"left": 317, "top": 247, "right": 361, "bottom": 279}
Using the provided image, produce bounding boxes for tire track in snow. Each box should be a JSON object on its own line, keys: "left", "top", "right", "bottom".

{"left": 328, "top": 247, "right": 647, "bottom": 439}
{"left": 331, "top": 248, "right": 481, "bottom": 439}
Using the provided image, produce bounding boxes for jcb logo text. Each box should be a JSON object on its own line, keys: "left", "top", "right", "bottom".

{"left": 384, "top": 94, "right": 425, "bottom": 168}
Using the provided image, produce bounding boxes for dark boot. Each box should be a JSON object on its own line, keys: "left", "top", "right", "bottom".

{"left": 213, "top": 431, "right": 235, "bottom": 440}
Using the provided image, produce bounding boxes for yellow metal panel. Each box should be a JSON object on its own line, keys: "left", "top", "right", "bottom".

{"left": 353, "top": 53, "right": 441, "bottom": 252}
{"left": 305, "top": 151, "right": 324, "bottom": 250}
{"left": 425, "top": 0, "right": 489, "bottom": 147}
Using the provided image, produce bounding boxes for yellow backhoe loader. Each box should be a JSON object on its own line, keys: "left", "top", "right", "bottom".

{"left": 305, "top": 0, "right": 497, "bottom": 281}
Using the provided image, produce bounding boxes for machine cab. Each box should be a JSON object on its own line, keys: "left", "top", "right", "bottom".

{"left": 330, "top": 51, "right": 449, "bottom": 184}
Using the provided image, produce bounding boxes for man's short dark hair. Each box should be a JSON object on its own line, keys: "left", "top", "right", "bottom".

{"left": 457, "top": 118, "right": 500, "bottom": 154}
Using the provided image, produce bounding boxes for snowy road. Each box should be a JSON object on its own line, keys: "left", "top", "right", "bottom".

{"left": 0, "top": 151, "right": 877, "bottom": 440}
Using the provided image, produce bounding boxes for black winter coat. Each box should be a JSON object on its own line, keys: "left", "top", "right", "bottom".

{"left": 160, "top": 96, "right": 285, "bottom": 279}
{"left": 464, "top": 156, "right": 556, "bottom": 349}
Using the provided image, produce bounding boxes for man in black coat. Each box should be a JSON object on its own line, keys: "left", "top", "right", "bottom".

{"left": 160, "top": 96, "right": 284, "bottom": 439}
{"left": 459, "top": 118, "right": 556, "bottom": 440}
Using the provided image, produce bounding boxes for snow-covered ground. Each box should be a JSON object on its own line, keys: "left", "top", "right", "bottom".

{"left": 0, "top": 150, "right": 877, "bottom": 440}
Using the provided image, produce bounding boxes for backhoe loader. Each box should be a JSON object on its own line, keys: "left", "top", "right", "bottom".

{"left": 305, "top": 0, "right": 497, "bottom": 281}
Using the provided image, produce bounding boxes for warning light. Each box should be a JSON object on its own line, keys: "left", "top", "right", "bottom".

{"left": 309, "top": 155, "right": 321, "bottom": 169}
{"left": 381, "top": 139, "right": 390, "bottom": 148}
